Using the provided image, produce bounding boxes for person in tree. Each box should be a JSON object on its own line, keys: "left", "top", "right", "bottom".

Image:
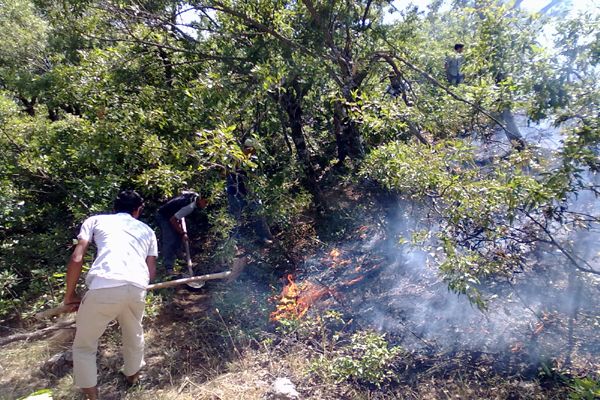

{"left": 445, "top": 43, "right": 465, "bottom": 85}
{"left": 63, "top": 190, "right": 157, "bottom": 400}
{"left": 155, "top": 191, "right": 208, "bottom": 275}
{"left": 227, "top": 138, "right": 274, "bottom": 245}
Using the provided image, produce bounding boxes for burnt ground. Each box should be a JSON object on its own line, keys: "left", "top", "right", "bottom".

{"left": 1, "top": 180, "right": 599, "bottom": 399}
{"left": 315, "top": 184, "right": 597, "bottom": 347}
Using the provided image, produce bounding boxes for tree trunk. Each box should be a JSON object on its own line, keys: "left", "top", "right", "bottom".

{"left": 333, "top": 99, "right": 365, "bottom": 163}
{"left": 272, "top": 77, "right": 322, "bottom": 202}
{"left": 48, "top": 108, "right": 58, "bottom": 121}
{"left": 18, "top": 96, "right": 36, "bottom": 116}
{"left": 333, "top": 100, "right": 349, "bottom": 163}
{"left": 158, "top": 48, "right": 174, "bottom": 87}
{"left": 344, "top": 118, "right": 364, "bottom": 160}
{"left": 0, "top": 322, "right": 75, "bottom": 346}
{"left": 287, "top": 102, "right": 314, "bottom": 179}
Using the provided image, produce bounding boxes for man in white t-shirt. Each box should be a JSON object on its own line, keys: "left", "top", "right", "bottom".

{"left": 63, "top": 190, "right": 157, "bottom": 400}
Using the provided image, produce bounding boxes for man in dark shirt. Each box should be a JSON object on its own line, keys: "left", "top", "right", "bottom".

{"left": 156, "top": 191, "right": 207, "bottom": 275}
{"left": 227, "top": 139, "right": 273, "bottom": 244}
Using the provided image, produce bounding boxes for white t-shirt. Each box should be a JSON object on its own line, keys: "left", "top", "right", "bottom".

{"left": 173, "top": 200, "right": 196, "bottom": 220}
{"left": 77, "top": 213, "right": 158, "bottom": 290}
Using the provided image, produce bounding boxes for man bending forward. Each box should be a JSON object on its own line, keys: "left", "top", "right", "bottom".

{"left": 63, "top": 190, "right": 157, "bottom": 399}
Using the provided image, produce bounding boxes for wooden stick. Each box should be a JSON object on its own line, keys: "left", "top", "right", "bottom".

{"left": 146, "top": 271, "right": 231, "bottom": 290}
{"left": 35, "top": 271, "right": 232, "bottom": 320}
{"left": 35, "top": 305, "right": 74, "bottom": 320}
{"left": 0, "top": 321, "right": 75, "bottom": 346}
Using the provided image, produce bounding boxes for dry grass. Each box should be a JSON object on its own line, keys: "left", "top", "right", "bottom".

{"left": 0, "top": 316, "right": 77, "bottom": 400}
{"left": 177, "top": 370, "right": 270, "bottom": 399}
{"left": 1, "top": 331, "right": 572, "bottom": 400}
{"left": 0, "top": 264, "right": 578, "bottom": 400}
{"left": 0, "top": 340, "right": 53, "bottom": 399}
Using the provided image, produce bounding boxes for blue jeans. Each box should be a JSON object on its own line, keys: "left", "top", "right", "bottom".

{"left": 227, "top": 193, "right": 272, "bottom": 241}
{"left": 448, "top": 74, "right": 464, "bottom": 85}
{"left": 156, "top": 214, "right": 181, "bottom": 272}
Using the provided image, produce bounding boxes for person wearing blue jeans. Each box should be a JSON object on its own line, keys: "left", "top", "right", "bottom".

{"left": 226, "top": 139, "right": 273, "bottom": 244}
{"left": 156, "top": 192, "right": 207, "bottom": 275}
{"left": 445, "top": 43, "right": 465, "bottom": 85}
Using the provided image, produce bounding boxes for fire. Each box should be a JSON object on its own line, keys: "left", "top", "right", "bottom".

{"left": 356, "top": 225, "right": 369, "bottom": 239}
{"left": 340, "top": 276, "right": 365, "bottom": 287}
{"left": 533, "top": 322, "right": 545, "bottom": 336}
{"left": 326, "top": 248, "right": 352, "bottom": 268}
{"left": 270, "top": 274, "right": 329, "bottom": 322}
{"left": 510, "top": 342, "right": 524, "bottom": 353}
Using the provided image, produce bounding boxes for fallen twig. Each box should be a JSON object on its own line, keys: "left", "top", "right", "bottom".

{"left": 0, "top": 321, "right": 75, "bottom": 346}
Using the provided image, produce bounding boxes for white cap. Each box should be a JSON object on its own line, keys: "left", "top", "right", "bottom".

{"left": 243, "top": 138, "right": 257, "bottom": 149}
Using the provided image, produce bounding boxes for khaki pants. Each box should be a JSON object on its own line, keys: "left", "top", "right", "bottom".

{"left": 72, "top": 285, "right": 146, "bottom": 388}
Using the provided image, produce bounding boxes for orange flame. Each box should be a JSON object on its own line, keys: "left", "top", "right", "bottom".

{"left": 340, "top": 276, "right": 365, "bottom": 287}
{"left": 327, "top": 248, "right": 353, "bottom": 268}
{"left": 510, "top": 342, "right": 524, "bottom": 353}
{"left": 270, "top": 275, "right": 329, "bottom": 322}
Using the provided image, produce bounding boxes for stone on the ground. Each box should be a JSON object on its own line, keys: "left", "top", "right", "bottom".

{"left": 267, "top": 377, "right": 300, "bottom": 400}
{"left": 40, "top": 350, "right": 73, "bottom": 376}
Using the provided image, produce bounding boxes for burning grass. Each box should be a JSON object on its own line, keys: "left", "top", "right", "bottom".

{"left": 270, "top": 274, "right": 331, "bottom": 322}
{"left": 264, "top": 311, "right": 578, "bottom": 399}
{"left": 264, "top": 187, "right": 600, "bottom": 397}
{"left": 2, "top": 183, "right": 598, "bottom": 399}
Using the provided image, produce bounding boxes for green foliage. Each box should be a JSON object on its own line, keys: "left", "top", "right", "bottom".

{"left": 360, "top": 139, "right": 574, "bottom": 306}
{"left": 0, "top": 0, "right": 48, "bottom": 73}
{"left": 195, "top": 125, "right": 252, "bottom": 172}
{"left": 539, "top": 362, "right": 600, "bottom": 400}
{"left": 277, "top": 311, "right": 402, "bottom": 387}
{"left": 0, "top": 269, "right": 21, "bottom": 317}
{"left": 143, "top": 291, "right": 165, "bottom": 319}
{"left": 313, "top": 330, "right": 402, "bottom": 388}
{"left": 568, "top": 377, "right": 600, "bottom": 400}
{"left": 19, "top": 388, "right": 53, "bottom": 400}
{"left": 0, "top": 0, "right": 597, "bottom": 321}
{"left": 212, "top": 280, "right": 273, "bottom": 340}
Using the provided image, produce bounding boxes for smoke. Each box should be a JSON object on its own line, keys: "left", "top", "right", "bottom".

{"left": 355, "top": 200, "right": 599, "bottom": 366}
{"left": 351, "top": 116, "right": 600, "bottom": 368}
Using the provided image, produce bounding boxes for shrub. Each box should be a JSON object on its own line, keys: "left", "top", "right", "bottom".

{"left": 313, "top": 330, "right": 402, "bottom": 388}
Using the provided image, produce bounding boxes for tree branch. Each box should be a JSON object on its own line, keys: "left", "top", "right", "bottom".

{"left": 525, "top": 212, "right": 600, "bottom": 275}
{"left": 361, "top": 0, "right": 373, "bottom": 29}
{"left": 378, "top": 45, "right": 526, "bottom": 148}
{"left": 539, "top": 0, "right": 561, "bottom": 15}
{"left": 0, "top": 321, "right": 75, "bottom": 346}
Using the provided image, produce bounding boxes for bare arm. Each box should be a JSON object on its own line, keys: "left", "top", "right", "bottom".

{"left": 168, "top": 215, "right": 186, "bottom": 238}
{"left": 64, "top": 239, "right": 90, "bottom": 311}
{"left": 146, "top": 256, "right": 157, "bottom": 282}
